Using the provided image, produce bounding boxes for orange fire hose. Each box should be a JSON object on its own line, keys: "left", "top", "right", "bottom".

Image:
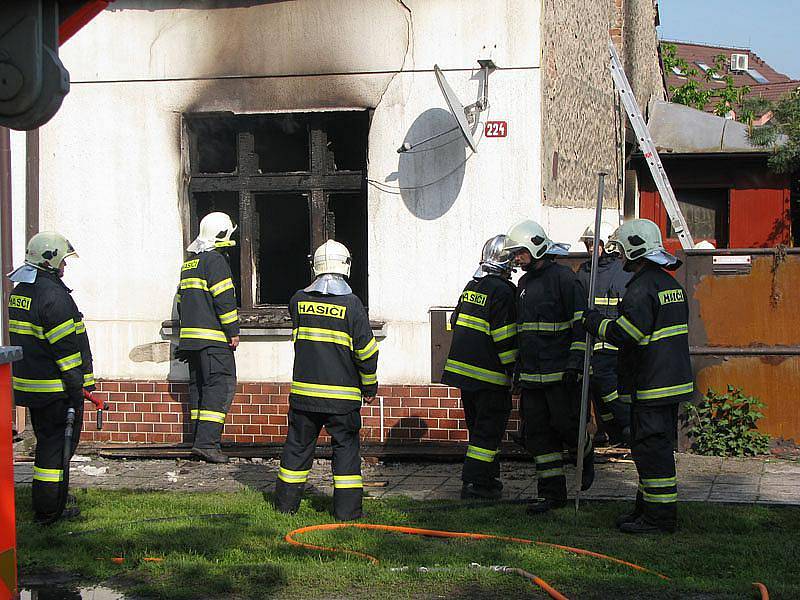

{"left": 753, "top": 581, "right": 770, "bottom": 599}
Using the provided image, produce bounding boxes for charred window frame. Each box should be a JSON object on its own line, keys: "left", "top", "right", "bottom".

{"left": 184, "top": 112, "right": 370, "bottom": 320}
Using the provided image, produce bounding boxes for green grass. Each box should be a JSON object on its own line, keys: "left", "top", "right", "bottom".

{"left": 15, "top": 488, "right": 800, "bottom": 599}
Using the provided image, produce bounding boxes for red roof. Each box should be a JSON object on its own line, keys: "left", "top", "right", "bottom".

{"left": 747, "top": 80, "right": 800, "bottom": 103}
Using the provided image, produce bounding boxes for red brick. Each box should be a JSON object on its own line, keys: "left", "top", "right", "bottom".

{"left": 390, "top": 407, "right": 409, "bottom": 418}
{"left": 448, "top": 430, "right": 468, "bottom": 441}
{"left": 100, "top": 381, "right": 119, "bottom": 392}
{"left": 262, "top": 384, "right": 281, "bottom": 394}
{"left": 449, "top": 388, "right": 461, "bottom": 398}
{"left": 161, "top": 413, "right": 179, "bottom": 423}
{"left": 154, "top": 423, "right": 172, "bottom": 433}
{"left": 377, "top": 385, "right": 393, "bottom": 396}
{"left": 137, "top": 382, "right": 155, "bottom": 392}
{"left": 392, "top": 386, "right": 411, "bottom": 398}
{"left": 170, "top": 383, "right": 189, "bottom": 394}
{"left": 420, "top": 397, "right": 441, "bottom": 408}
{"left": 429, "top": 429, "right": 449, "bottom": 440}
{"left": 268, "top": 414, "right": 287, "bottom": 425}
{"left": 410, "top": 386, "right": 429, "bottom": 397}
{"left": 155, "top": 382, "right": 171, "bottom": 392}
{"left": 142, "top": 412, "right": 160, "bottom": 423}
{"left": 440, "top": 399, "right": 460, "bottom": 409}
{"left": 250, "top": 415, "right": 271, "bottom": 424}
{"left": 409, "top": 408, "right": 428, "bottom": 418}
{"left": 259, "top": 425, "right": 283, "bottom": 436}
{"left": 231, "top": 414, "right": 250, "bottom": 424}
{"left": 448, "top": 408, "right": 465, "bottom": 419}
{"left": 151, "top": 402, "right": 172, "bottom": 413}
{"left": 126, "top": 412, "right": 143, "bottom": 422}
{"left": 381, "top": 396, "right": 401, "bottom": 407}
{"left": 127, "top": 392, "right": 144, "bottom": 403}
{"left": 404, "top": 397, "right": 420, "bottom": 408}
{"left": 243, "top": 425, "right": 261, "bottom": 435}
{"left": 390, "top": 428, "right": 410, "bottom": 439}
{"left": 163, "top": 433, "right": 183, "bottom": 443}
{"left": 150, "top": 433, "right": 166, "bottom": 443}
{"left": 439, "top": 419, "right": 458, "bottom": 429}
{"left": 429, "top": 386, "right": 449, "bottom": 397}
{"left": 119, "top": 422, "right": 136, "bottom": 432}
{"left": 112, "top": 400, "right": 133, "bottom": 412}
{"left": 224, "top": 424, "right": 244, "bottom": 435}
{"left": 109, "top": 433, "right": 129, "bottom": 442}
{"left": 136, "top": 423, "right": 154, "bottom": 432}
{"left": 243, "top": 383, "right": 262, "bottom": 394}
{"left": 228, "top": 404, "right": 242, "bottom": 414}
{"left": 99, "top": 422, "right": 119, "bottom": 432}
{"left": 119, "top": 382, "right": 137, "bottom": 392}
{"left": 142, "top": 393, "right": 160, "bottom": 403}
{"left": 129, "top": 433, "right": 147, "bottom": 442}
{"left": 279, "top": 384, "right": 292, "bottom": 395}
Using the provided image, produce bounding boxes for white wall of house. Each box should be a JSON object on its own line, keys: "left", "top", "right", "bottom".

{"left": 26, "top": 0, "right": 542, "bottom": 384}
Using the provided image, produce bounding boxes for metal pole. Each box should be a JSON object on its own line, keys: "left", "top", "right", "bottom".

{"left": 379, "top": 397, "right": 385, "bottom": 443}
{"left": 0, "top": 128, "right": 13, "bottom": 346}
{"left": 574, "top": 172, "right": 606, "bottom": 514}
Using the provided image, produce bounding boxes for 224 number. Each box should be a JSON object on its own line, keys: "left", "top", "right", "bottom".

{"left": 484, "top": 121, "right": 507, "bottom": 138}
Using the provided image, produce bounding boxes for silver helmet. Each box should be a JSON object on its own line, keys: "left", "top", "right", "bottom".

{"left": 474, "top": 234, "right": 515, "bottom": 278}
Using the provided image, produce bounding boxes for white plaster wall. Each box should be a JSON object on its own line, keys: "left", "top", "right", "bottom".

{"left": 39, "top": 0, "right": 541, "bottom": 384}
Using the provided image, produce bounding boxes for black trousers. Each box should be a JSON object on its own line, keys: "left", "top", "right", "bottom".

{"left": 461, "top": 389, "right": 512, "bottom": 490}
{"left": 631, "top": 402, "right": 678, "bottom": 528}
{"left": 187, "top": 347, "right": 236, "bottom": 450}
{"left": 590, "top": 353, "right": 631, "bottom": 437}
{"left": 522, "top": 383, "right": 590, "bottom": 501}
{"left": 29, "top": 399, "right": 84, "bottom": 517}
{"left": 275, "top": 408, "right": 363, "bottom": 521}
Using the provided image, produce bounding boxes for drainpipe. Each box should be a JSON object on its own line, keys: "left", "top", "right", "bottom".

{"left": 0, "top": 127, "right": 12, "bottom": 346}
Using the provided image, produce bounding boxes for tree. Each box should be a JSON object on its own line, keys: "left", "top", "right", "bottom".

{"left": 748, "top": 89, "right": 800, "bottom": 174}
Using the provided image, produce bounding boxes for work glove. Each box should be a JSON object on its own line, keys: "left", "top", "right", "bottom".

{"left": 174, "top": 347, "right": 190, "bottom": 364}
{"left": 581, "top": 309, "right": 604, "bottom": 337}
{"left": 66, "top": 389, "right": 84, "bottom": 410}
{"left": 562, "top": 368, "right": 582, "bottom": 399}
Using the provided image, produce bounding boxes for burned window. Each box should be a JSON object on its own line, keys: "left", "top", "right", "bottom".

{"left": 668, "top": 188, "right": 730, "bottom": 248}
{"left": 185, "top": 112, "right": 370, "bottom": 313}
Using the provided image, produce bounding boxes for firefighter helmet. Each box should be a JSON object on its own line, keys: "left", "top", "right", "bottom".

{"left": 607, "top": 219, "right": 678, "bottom": 266}
{"left": 312, "top": 240, "right": 351, "bottom": 278}
{"left": 200, "top": 212, "right": 237, "bottom": 247}
{"left": 504, "top": 220, "right": 569, "bottom": 259}
{"left": 25, "top": 231, "right": 77, "bottom": 272}
{"left": 579, "top": 222, "right": 616, "bottom": 245}
{"left": 477, "top": 234, "right": 514, "bottom": 276}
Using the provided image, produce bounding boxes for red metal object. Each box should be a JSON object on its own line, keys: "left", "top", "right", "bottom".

{"left": 0, "top": 362, "right": 17, "bottom": 600}
{"left": 58, "top": 1, "right": 112, "bottom": 46}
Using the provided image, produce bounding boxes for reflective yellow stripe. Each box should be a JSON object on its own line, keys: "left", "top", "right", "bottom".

{"left": 600, "top": 413, "right": 614, "bottom": 422}
{"left": 601, "top": 390, "right": 619, "bottom": 403}
{"left": 84, "top": 373, "right": 96, "bottom": 387}
{"left": 619, "top": 394, "right": 632, "bottom": 404}
{"left": 179, "top": 327, "right": 228, "bottom": 342}
{"left": 641, "top": 476, "right": 677, "bottom": 488}
{"left": 498, "top": 348, "right": 518, "bottom": 365}
{"left": 356, "top": 337, "right": 378, "bottom": 360}
{"left": 218, "top": 309, "right": 238, "bottom": 325}
{"left": 333, "top": 475, "right": 364, "bottom": 489}
{"left": 570, "top": 341, "right": 587, "bottom": 352}
{"left": 210, "top": 278, "right": 235, "bottom": 297}
{"left": 176, "top": 293, "right": 181, "bottom": 304}
{"left": 294, "top": 326, "right": 353, "bottom": 349}
{"left": 638, "top": 323, "right": 689, "bottom": 346}
{"left": 360, "top": 372, "right": 377, "bottom": 386}
{"left": 598, "top": 318, "right": 612, "bottom": 339}
{"left": 535, "top": 452, "right": 562, "bottom": 464}
{"left": 190, "top": 409, "right": 200, "bottom": 420}
{"left": 572, "top": 311, "right": 584, "bottom": 323}
{"left": 491, "top": 323, "right": 517, "bottom": 342}
{"left": 198, "top": 410, "right": 226, "bottom": 424}
{"left": 594, "top": 297, "right": 620, "bottom": 306}
{"left": 55, "top": 351, "right": 83, "bottom": 372}
{"left": 45, "top": 318, "right": 76, "bottom": 344}
{"left": 291, "top": 380, "right": 362, "bottom": 401}
{"left": 75, "top": 321, "right": 87, "bottom": 334}
{"left": 9, "top": 319, "right": 45, "bottom": 339}
{"left": 519, "top": 320, "right": 571, "bottom": 333}
{"left": 519, "top": 371, "right": 564, "bottom": 384}
{"left": 455, "top": 313, "right": 491, "bottom": 335}
{"left": 637, "top": 381, "right": 694, "bottom": 401}
{"left": 443, "top": 359, "right": 510, "bottom": 386}
{"left": 12, "top": 377, "right": 65, "bottom": 392}
{"left": 593, "top": 341, "right": 619, "bottom": 351}
{"left": 179, "top": 277, "right": 208, "bottom": 291}
{"left": 642, "top": 491, "right": 678, "bottom": 503}
{"left": 466, "top": 444, "right": 499, "bottom": 463}
{"left": 538, "top": 467, "right": 565, "bottom": 479}
{"left": 278, "top": 467, "right": 310, "bottom": 484}
{"left": 33, "top": 466, "right": 63, "bottom": 483}
{"left": 617, "top": 315, "right": 645, "bottom": 343}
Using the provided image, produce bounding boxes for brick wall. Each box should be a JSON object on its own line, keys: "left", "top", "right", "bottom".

{"left": 79, "top": 381, "right": 523, "bottom": 446}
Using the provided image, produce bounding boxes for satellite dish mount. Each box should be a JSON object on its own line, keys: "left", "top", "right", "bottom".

{"left": 398, "top": 59, "right": 496, "bottom": 154}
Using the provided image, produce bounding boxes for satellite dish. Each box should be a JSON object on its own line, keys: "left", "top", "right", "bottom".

{"left": 397, "top": 59, "right": 495, "bottom": 154}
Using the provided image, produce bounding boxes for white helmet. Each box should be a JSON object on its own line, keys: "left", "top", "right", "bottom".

{"left": 187, "top": 212, "right": 237, "bottom": 253}
{"left": 504, "top": 220, "right": 569, "bottom": 259}
{"left": 579, "top": 222, "right": 616, "bottom": 246}
{"left": 312, "top": 240, "right": 351, "bottom": 278}
{"left": 607, "top": 219, "right": 678, "bottom": 267}
{"left": 25, "top": 231, "right": 78, "bottom": 272}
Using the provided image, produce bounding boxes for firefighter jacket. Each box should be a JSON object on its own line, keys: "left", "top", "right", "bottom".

{"left": 8, "top": 271, "right": 95, "bottom": 409}
{"left": 176, "top": 250, "right": 240, "bottom": 351}
{"left": 576, "top": 254, "right": 632, "bottom": 356}
{"left": 583, "top": 263, "right": 693, "bottom": 406}
{"left": 441, "top": 274, "right": 517, "bottom": 391}
{"left": 516, "top": 260, "right": 586, "bottom": 388}
{"left": 288, "top": 290, "right": 378, "bottom": 414}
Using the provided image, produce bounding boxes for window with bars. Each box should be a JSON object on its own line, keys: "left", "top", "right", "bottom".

{"left": 185, "top": 111, "right": 370, "bottom": 318}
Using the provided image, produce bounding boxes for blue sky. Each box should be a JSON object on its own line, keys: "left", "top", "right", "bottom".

{"left": 657, "top": 0, "right": 800, "bottom": 79}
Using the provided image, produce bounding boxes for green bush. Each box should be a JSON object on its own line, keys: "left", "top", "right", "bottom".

{"left": 682, "top": 386, "right": 771, "bottom": 457}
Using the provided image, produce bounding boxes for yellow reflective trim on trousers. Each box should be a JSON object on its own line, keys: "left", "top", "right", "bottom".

{"left": 291, "top": 380, "right": 362, "bottom": 401}
{"left": 594, "top": 297, "right": 620, "bottom": 306}
{"left": 210, "top": 278, "right": 235, "bottom": 297}
{"left": 455, "top": 313, "right": 491, "bottom": 335}
{"left": 642, "top": 491, "right": 678, "bottom": 503}
{"left": 33, "top": 466, "right": 64, "bottom": 482}
{"left": 498, "top": 348, "right": 518, "bottom": 365}
{"left": 570, "top": 341, "right": 587, "bottom": 352}
{"left": 466, "top": 445, "right": 499, "bottom": 463}
{"left": 538, "top": 467, "right": 565, "bottom": 479}
{"left": 519, "top": 371, "right": 564, "bottom": 384}
{"left": 601, "top": 390, "right": 619, "bottom": 403}
{"left": 491, "top": 323, "right": 517, "bottom": 342}
{"left": 75, "top": 321, "right": 86, "bottom": 334}
{"left": 45, "top": 318, "right": 76, "bottom": 344}
{"left": 12, "top": 376, "right": 65, "bottom": 392}
{"left": 179, "top": 327, "right": 228, "bottom": 342}
{"left": 443, "top": 359, "right": 510, "bottom": 386}
{"left": 295, "top": 326, "right": 353, "bottom": 349}
{"left": 356, "top": 337, "right": 378, "bottom": 360}
{"left": 190, "top": 409, "right": 200, "bottom": 420}
{"left": 179, "top": 277, "right": 208, "bottom": 291}
{"left": 641, "top": 476, "right": 677, "bottom": 488}
{"left": 572, "top": 311, "right": 584, "bottom": 323}
{"left": 198, "top": 410, "right": 226, "bottom": 424}
{"left": 360, "top": 372, "right": 377, "bottom": 385}
{"left": 600, "top": 413, "right": 614, "bottom": 422}
{"left": 619, "top": 394, "right": 632, "bottom": 404}
{"left": 84, "top": 373, "right": 96, "bottom": 387}
{"left": 9, "top": 319, "right": 46, "bottom": 339}
{"left": 333, "top": 475, "right": 364, "bottom": 489}
{"left": 55, "top": 351, "right": 82, "bottom": 372}
{"left": 617, "top": 315, "right": 645, "bottom": 343}
{"left": 593, "top": 341, "right": 618, "bottom": 351}
{"left": 638, "top": 323, "right": 689, "bottom": 346}
{"left": 519, "top": 320, "right": 570, "bottom": 333}
{"left": 535, "top": 452, "right": 562, "bottom": 464}
{"left": 598, "top": 318, "right": 612, "bottom": 339}
{"left": 637, "top": 381, "right": 694, "bottom": 401}
{"left": 218, "top": 309, "right": 238, "bottom": 325}
{"left": 278, "top": 467, "right": 310, "bottom": 484}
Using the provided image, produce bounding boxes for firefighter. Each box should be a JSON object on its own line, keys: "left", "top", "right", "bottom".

{"left": 8, "top": 232, "right": 95, "bottom": 523}
{"left": 175, "top": 212, "right": 240, "bottom": 464}
{"left": 274, "top": 240, "right": 378, "bottom": 522}
{"left": 576, "top": 222, "right": 632, "bottom": 445}
{"left": 582, "top": 219, "right": 692, "bottom": 534}
{"left": 503, "top": 220, "right": 594, "bottom": 515}
{"left": 442, "top": 235, "right": 517, "bottom": 500}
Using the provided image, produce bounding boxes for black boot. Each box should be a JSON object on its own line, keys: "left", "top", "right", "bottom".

{"left": 581, "top": 450, "right": 595, "bottom": 491}
{"left": 525, "top": 497, "right": 567, "bottom": 515}
{"left": 191, "top": 447, "right": 230, "bottom": 464}
{"left": 619, "top": 516, "right": 675, "bottom": 534}
{"left": 35, "top": 505, "right": 81, "bottom": 525}
{"left": 461, "top": 483, "right": 502, "bottom": 500}
{"left": 614, "top": 509, "right": 641, "bottom": 528}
